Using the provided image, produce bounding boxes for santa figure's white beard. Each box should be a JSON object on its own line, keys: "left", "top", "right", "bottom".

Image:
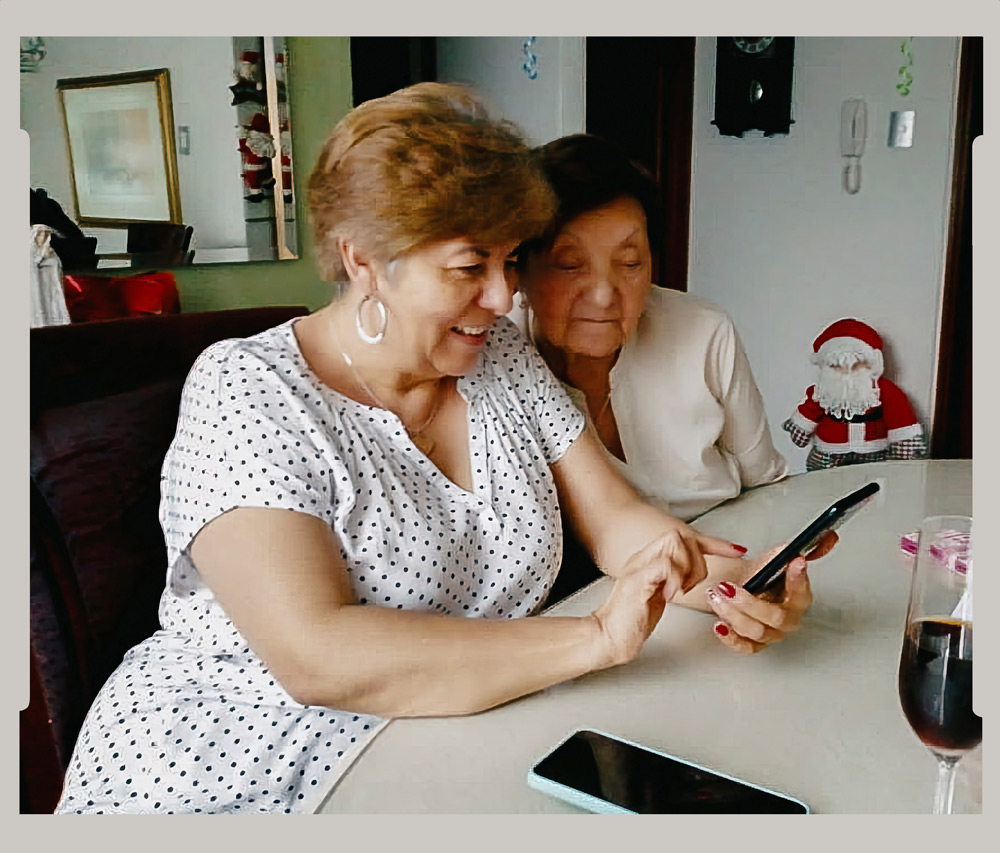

{"left": 815, "top": 365, "right": 880, "bottom": 419}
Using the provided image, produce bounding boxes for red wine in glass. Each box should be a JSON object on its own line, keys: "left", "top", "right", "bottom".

{"left": 898, "top": 617, "right": 981, "bottom": 754}
{"left": 896, "top": 515, "right": 975, "bottom": 813}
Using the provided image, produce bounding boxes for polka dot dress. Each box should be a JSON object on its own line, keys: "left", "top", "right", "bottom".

{"left": 55, "top": 316, "right": 585, "bottom": 814}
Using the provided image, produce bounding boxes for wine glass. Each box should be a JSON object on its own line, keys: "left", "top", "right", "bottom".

{"left": 897, "top": 515, "right": 979, "bottom": 814}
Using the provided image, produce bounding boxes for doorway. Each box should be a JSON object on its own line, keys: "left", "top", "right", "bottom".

{"left": 931, "top": 36, "right": 979, "bottom": 459}
{"left": 585, "top": 37, "right": 696, "bottom": 292}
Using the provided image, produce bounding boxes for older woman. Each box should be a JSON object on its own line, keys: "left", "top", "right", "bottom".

{"left": 518, "top": 133, "right": 788, "bottom": 523}
{"left": 55, "top": 86, "right": 822, "bottom": 815}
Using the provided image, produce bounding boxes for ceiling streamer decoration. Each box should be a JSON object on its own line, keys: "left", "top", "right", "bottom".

{"left": 522, "top": 37, "right": 538, "bottom": 80}
{"left": 896, "top": 37, "right": 914, "bottom": 96}
{"left": 20, "top": 37, "right": 46, "bottom": 73}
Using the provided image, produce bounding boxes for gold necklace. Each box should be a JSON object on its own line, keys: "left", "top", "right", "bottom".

{"left": 328, "top": 315, "right": 444, "bottom": 455}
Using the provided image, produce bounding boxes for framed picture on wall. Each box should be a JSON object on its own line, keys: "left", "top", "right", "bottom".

{"left": 56, "top": 68, "right": 182, "bottom": 226}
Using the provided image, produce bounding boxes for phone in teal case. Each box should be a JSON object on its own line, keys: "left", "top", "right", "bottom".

{"left": 527, "top": 729, "right": 810, "bottom": 814}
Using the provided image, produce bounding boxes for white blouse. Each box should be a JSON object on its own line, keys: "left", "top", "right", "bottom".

{"left": 56, "top": 316, "right": 585, "bottom": 814}
{"left": 516, "top": 287, "right": 787, "bottom": 521}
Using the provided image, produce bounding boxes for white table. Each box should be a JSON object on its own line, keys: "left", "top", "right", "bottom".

{"left": 317, "top": 460, "right": 979, "bottom": 813}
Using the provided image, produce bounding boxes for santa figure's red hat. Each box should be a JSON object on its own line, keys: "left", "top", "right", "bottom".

{"left": 810, "top": 318, "right": 884, "bottom": 379}
{"left": 247, "top": 112, "right": 271, "bottom": 134}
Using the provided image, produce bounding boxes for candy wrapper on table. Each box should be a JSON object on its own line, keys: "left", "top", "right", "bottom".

{"left": 900, "top": 529, "right": 971, "bottom": 574}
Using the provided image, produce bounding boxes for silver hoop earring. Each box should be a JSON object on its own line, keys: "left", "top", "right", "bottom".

{"left": 356, "top": 293, "right": 387, "bottom": 345}
{"left": 516, "top": 291, "right": 533, "bottom": 335}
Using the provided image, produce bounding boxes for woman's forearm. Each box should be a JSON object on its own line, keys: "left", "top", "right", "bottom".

{"left": 589, "top": 498, "right": 688, "bottom": 577}
{"left": 192, "top": 506, "right": 611, "bottom": 722}
{"left": 277, "top": 605, "right": 607, "bottom": 718}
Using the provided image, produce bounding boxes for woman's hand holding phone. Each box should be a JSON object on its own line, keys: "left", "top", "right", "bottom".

{"left": 706, "top": 531, "right": 838, "bottom": 655}
{"left": 592, "top": 480, "right": 870, "bottom": 658}
{"left": 704, "top": 481, "right": 880, "bottom": 654}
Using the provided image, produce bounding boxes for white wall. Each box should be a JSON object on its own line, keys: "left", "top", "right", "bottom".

{"left": 431, "top": 37, "right": 961, "bottom": 474}
{"left": 435, "top": 37, "right": 585, "bottom": 145}
{"left": 689, "top": 37, "right": 960, "bottom": 472}
{"left": 21, "top": 36, "right": 247, "bottom": 252}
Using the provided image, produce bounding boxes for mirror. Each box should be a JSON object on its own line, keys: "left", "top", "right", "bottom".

{"left": 22, "top": 36, "right": 299, "bottom": 271}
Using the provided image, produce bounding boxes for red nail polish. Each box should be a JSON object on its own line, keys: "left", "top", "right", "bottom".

{"left": 733, "top": 544, "right": 748, "bottom": 554}
{"left": 714, "top": 623, "right": 730, "bottom": 637}
{"left": 718, "top": 581, "right": 737, "bottom": 599}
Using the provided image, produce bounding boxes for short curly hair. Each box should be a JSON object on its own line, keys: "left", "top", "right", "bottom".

{"left": 307, "top": 83, "right": 556, "bottom": 282}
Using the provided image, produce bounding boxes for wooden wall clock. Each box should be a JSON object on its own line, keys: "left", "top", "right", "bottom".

{"left": 712, "top": 37, "right": 795, "bottom": 137}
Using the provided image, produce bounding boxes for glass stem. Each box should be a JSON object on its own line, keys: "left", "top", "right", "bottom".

{"left": 933, "top": 755, "right": 961, "bottom": 814}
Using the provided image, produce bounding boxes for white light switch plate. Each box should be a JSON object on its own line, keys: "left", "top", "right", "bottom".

{"left": 888, "top": 110, "right": 915, "bottom": 148}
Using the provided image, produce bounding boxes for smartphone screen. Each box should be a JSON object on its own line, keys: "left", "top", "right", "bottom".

{"left": 531, "top": 730, "right": 807, "bottom": 814}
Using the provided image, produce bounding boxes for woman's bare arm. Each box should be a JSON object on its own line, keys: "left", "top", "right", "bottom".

{"left": 189, "top": 504, "right": 671, "bottom": 718}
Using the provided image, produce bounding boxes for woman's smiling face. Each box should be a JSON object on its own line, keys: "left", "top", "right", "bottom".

{"left": 523, "top": 195, "right": 651, "bottom": 360}
{"left": 376, "top": 237, "right": 521, "bottom": 379}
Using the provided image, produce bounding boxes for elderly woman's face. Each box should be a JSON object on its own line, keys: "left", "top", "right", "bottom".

{"left": 523, "top": 196, "right": 651, "bottom": 360}
{"left": 376, "top": 237, "right": 520, "bottom": 378}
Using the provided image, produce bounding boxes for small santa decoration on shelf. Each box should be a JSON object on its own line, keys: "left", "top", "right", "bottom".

{"left": 782, "top": 318, "right": 927, "bottom": 470}
{"left": 238, "top": 112, "right": 276, "bottom": 202}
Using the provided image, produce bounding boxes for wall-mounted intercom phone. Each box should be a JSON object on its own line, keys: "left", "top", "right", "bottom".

{"left": 841, "top": 98, "right": 867, "bottom": 194}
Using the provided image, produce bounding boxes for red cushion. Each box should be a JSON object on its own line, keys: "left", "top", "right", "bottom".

{"left": 62, "top": 275, "right": 125, "bottom": 322}
{"left": 62, "top": 272, "right": 180, "bottom": 322}
{"left": 118, "top": 273, "right": 180, "bottom": 316}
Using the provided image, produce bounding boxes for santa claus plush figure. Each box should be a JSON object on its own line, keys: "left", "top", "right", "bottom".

{"left": 238, "top": 112, "right": 276, "bottom": 202}
{"left": 782, "top": 318, "right": 927, "bottom": 470}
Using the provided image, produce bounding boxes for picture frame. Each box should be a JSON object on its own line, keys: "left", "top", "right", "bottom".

{"left": 56, "top": 68, "right": 182, "bottom": 227}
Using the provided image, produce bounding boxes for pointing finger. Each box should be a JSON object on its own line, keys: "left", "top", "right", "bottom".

{"left": 695, "top": 533, "right": 750, "bottom": 559}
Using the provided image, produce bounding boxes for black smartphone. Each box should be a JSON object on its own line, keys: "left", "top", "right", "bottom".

{"left": 527, "top": 729, "right": 809, "bottom": 814}
{"left": 742, "top": 481, "right": 880, "bottom": 596}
